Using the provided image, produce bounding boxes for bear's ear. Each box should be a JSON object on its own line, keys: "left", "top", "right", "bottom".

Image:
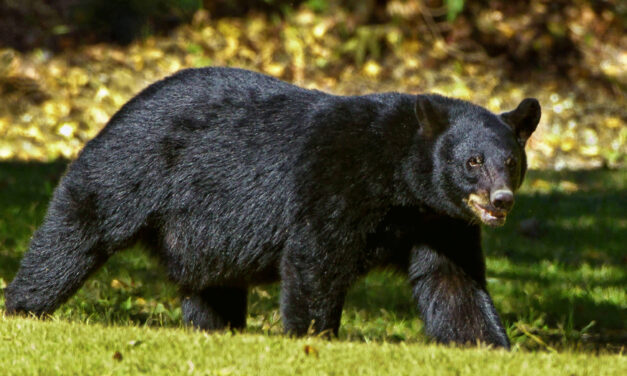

{"left": 414, "top": 95, "right": 449, "bottom": 138}
{"left": 500, "top": 98, "right": 541, "bottom": 146}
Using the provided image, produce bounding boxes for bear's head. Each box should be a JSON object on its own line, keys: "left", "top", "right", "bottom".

{"left": 403, "top": 95, "right": 541, "bottom": 226}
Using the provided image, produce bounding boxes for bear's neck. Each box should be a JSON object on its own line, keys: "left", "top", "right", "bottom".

{"left": 393, "top": 147, "right": 437, "bottom": 208}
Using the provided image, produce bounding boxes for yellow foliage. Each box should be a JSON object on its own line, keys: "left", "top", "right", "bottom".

{"left": 87, "top": 107, "right": 110, "bottom": 125}
{"left": 558, "top": 181, "right": 579, "bottom": 193}
{"left": 67, "top": 67, "right": 89, "bottom": 89}
{"left": 0, "top": 10, "right": 622, "bottom": 169}
{"left": 43, "top": 100, "right": 70, "bottom": 118}
{"left": 58, "top": 122, "right": 77, "bottom": 138}
{"left": 531, "top": 179, "right": 552, "bottom": 192}
{"left": 604, "top": 117, "right": 621, "bottom": 129}
{"left": 0, "top": 117, "right": 8, "bottom": 134}
{"left": 24, "top": 126, "right": 44, "bottom": 142}
{"left": 110, "top": 279, "right": 123, "bottom": 289}
{"left": 560, "top": 138, "right": 576, "bottom": 152}
{"left": 579, "top": 145, "right": 599, "bottom": 157}
{"left": 263, "top": 63, "right": 286, "bottom": 77}
{"left": 295, "top": 9, "right": 315, "bottom": 25}
{"left": 363, "top": 60, "right": 382, "bottom": 78}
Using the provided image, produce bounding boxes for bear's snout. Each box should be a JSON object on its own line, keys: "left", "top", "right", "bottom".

{"left": 490, "top": 189, "right": 514, "bottom": 211}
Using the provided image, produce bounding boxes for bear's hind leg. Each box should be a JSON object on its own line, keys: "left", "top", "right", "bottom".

{"left": 181, "top": 287, "right": 248, "bottom": 331}
{"left": 4, "top": 227, "right": 108, "bottom": 316}
{"left": 5, "top": 201, "right": 108, "bottom": 315}
{"left": 5, "top": 180, "right": 141, "bottom": 316}
{"left": 280, "top": 249, "right": 349, "bottom": 338}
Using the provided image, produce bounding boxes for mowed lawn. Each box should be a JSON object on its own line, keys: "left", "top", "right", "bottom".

{"left": 0, "top": 161, "right": 625, "bottom": 375}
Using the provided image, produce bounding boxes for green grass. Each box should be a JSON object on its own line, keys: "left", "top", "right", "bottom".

{"left": 2, "top": 318, "right": 625, "bottom": 376}
{"left": 0, "top": 161, "right": 625, "bottom": 374}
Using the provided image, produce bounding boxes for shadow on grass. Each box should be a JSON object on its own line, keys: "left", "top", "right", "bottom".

{"left": 0, "top": 161, "right": 625, "bottom": 349}
{"left": 0, "top": 160, "right": 68, "bottom": 279}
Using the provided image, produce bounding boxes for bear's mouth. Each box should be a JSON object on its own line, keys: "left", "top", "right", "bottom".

{"left": 466, "top": 194, "right": 508, "bottom": 227}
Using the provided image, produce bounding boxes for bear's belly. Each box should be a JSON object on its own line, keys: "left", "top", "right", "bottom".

{"left": 159, "top": 226, "right": 285, "bottom": 289}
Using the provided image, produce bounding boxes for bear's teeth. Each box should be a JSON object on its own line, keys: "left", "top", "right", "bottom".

{"left": 470, "top": 200, "right": 507, "bottom": 225}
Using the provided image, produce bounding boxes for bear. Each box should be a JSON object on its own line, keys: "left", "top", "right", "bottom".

{"left": 4, "top": 67, "right": 541, "bottom": 349}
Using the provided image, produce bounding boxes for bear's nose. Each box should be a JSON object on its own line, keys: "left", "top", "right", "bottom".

{"left": 490, "top": 189, "right": 514, "bottom": 211}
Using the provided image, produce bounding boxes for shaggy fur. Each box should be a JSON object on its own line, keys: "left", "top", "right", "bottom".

{"left": 5, "top": 67, "right": 540, "bottom": 349}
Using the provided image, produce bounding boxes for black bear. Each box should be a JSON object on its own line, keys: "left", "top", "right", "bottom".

{"left": 4, "top": 67, "right": 540, "bottom": 349}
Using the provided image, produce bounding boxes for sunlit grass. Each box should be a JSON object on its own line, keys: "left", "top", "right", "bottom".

{"left": 2, "top": 317, "right": 624, "bottom": 376}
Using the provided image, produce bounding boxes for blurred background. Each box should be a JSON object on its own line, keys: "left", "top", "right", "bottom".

{"left": 0, "top": 0, "right": 624, "bottom": 168}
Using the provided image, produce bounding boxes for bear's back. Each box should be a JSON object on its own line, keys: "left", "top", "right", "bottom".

{"left": 58, "top": 69, "right": 330, "bottom": 282}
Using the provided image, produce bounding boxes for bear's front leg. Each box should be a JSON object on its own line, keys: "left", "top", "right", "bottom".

{"left": 408, "top": 223, "right": 510, "bottom": 349}
{"left": 279, "top": 249, "right": 350, "bottom": 337}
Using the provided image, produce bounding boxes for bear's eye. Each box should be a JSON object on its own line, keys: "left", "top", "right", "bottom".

{"left": 467, "top": 156, "right": 483, "bottom": 168}
{"left": 505, "top": 157, "right": 516, "bottom": 168}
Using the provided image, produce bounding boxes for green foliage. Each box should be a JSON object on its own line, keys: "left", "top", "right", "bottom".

{"left": 445, "top": 0, "right": 465, "bottom": 21}
{"left": 305, "top": 0, "right": 329, "bottom": 13}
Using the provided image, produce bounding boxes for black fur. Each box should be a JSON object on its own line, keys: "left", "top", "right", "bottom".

{"left": 4, "top": 67, "right": 540, "bottom": 348}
